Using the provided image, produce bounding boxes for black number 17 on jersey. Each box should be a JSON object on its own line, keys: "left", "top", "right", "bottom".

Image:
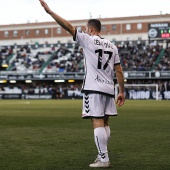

{"left": 95, "top": 49, "right": 113, "bottom": 70}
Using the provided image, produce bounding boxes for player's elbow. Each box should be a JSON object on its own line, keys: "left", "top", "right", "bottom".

{"left": 115, "top": 65, "right": 123, "bottom": 74}
{"left": 67, "top": 24, "right": 76, "bottom": 37}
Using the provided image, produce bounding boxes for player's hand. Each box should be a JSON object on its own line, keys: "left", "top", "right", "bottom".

{"left": 116, "top": 93, "right": 125, "bottom": 107}
{"left": 39, "top": 0, "right": 52, "bottom": 14}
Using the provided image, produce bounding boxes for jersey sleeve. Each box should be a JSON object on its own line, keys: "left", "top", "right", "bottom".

{"left": 114, "top": 46, "right": 120, "bottom": 65}
{"left": 73, "top": 29, "right": 90, "bottom": 48}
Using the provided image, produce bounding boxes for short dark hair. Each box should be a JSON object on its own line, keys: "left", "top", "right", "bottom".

{"left": 87, "top": 19, "right": 101, "bottom": 32}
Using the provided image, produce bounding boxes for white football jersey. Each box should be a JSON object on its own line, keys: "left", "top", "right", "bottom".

{"left": 74, "top": 29, "right": 120, "bottom": 97}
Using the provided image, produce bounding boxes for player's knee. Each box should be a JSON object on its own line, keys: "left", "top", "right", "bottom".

{"left": 104, "top": 116, "right": 109, "bottom": 126}
{"left": 104, "top": 121, "right": 109, "bottom": 126}
{"left": 92, "top": 118, "right": 104, "bottom": 129}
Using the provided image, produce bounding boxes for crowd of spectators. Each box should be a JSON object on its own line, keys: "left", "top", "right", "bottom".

{"left": 156, "top": 46, "right": 170, "bottom": 71}
{"left": 43, "top": 45, "right": 84, "bottom": 73}
{"left": 0, "top": 80, "right": 170, "bottom": 96}
{"left": 47, "top": 42, "right": 164, "bottom": 73}
{"left": 0, "top": 82, "right": 82, "bottom": 99}
{"left": 1, "top": 42, "right": 170, "bottom": 99}
{"left": 9, "top": 45, "right": 51, "bottom": 72}
{"left": 0, "top": 42, "right": 170, "bottom": 94}
{"left": 1, "top": 42, "right": 169, "bottom": 73}
{"left": 115, "top": 42, "right": 170, "bottom": 71}
{"left": 1, "top": 44, "right": 84, "bottom": 73}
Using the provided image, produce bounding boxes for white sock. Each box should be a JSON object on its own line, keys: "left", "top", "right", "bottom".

{"left": 94, "top": 127, "right": 109, "bottom": 162}
{"left": 104, "top": 126, "right": 111, "bottom": 143}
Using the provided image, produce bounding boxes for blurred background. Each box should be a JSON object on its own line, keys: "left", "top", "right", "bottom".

{"left": 0, "top": 0, "right": 170, "bottom": 100}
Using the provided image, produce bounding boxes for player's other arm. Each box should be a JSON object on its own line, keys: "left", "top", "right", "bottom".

{"left": 115, "top": 64, "right": 125, "bottom": 107}
{"left": 39, "top": 0, "right": 76, "bottom": 37}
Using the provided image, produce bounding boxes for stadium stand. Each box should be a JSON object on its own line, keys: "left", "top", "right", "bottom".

{"left": 43, "top": 45, "right": 84, "bottom": 73}
{"left": 156, "top": 46, "right": 170, "bottom": 71}
{"left": 2, "top": 42, "right": 169, "bottom": 73}
{"left": 2, "top": 43, "right": 84, "bottom": 73}
{"left": 118, "top": 43, "right": 165, "bottom": 71}
{"left": 8, "top": 45, "right": 51, "bottom": 73}
{"left": 0, "top": 42, "right": 170, "bottom": 99}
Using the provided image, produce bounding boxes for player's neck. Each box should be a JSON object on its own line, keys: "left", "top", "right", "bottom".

{"left": 91, "top": 31, "right": 100, "bottom": 37}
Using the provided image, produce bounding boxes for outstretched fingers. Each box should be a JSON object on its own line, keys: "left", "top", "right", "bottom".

{"left": 39, "top": 0, "right": 46, "bottom": 7}
{"left": 39, "top": 0, "right": 51, "bottom": 14}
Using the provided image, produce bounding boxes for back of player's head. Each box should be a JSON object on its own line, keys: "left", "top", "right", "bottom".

{"left": 87, "top": 19, "right": 101, "bottom": 33}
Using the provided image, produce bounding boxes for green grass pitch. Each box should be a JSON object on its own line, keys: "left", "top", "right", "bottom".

{"left": 0, "top": 99, "right": 170, "bottom": 170}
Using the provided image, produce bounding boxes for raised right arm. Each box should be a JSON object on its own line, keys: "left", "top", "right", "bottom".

{"left": 39, "top": 0, "right": 76, "bottom": 37}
